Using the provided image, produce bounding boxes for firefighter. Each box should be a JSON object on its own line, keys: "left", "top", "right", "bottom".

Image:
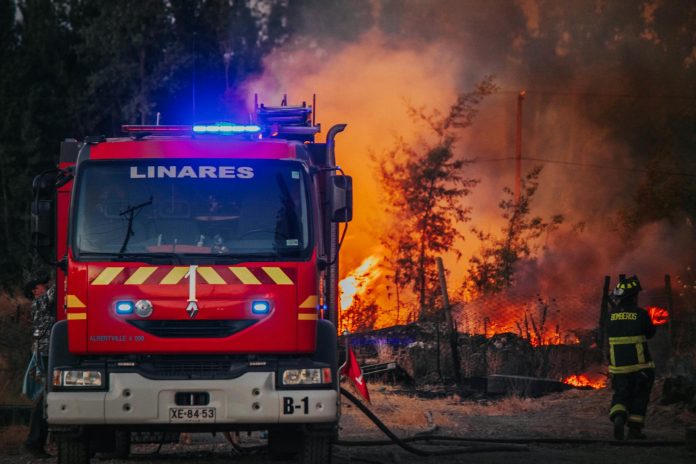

{"left": 23, "top": 274, "right": 56, "bottom": 458}
{"left": 607, "top": 275, "right": 656, "bottom": 440}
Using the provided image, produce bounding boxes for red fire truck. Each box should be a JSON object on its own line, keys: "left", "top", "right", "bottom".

{"left": 31, "top": 101, "right": 352, "bottom": 464}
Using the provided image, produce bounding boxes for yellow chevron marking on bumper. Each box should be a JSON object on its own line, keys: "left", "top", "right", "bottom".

{"left": 92, "top": 267, "right": 124, "bottom": 285}
{"left": 161, "top": 267, "right": 189, "bottom": 285}
{"left": 263, "top": 267, "right": 293, "bottom": 285}
{"left": 299, "top": 295, "right": 318, "bottom": 308}
{"left": 124, "top": 267, "right": 157, "bottom": 285}
{"left": 67, "top": 313, "right": 87, "bottom": 320}
{"left": 230, "top": 267, "right": 261, "bottom": 285}
{"left": 197, "top": 267, "right": 225, "bottom": 284}
{"left": 66, "top": 295, "right": 86, "bottom": 308}
{"left": 298, "top": 313, "right": 318, "bottom": 321}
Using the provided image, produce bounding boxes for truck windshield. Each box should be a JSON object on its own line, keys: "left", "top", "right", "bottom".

{"left": 73, "top": 159, "right": 310, "bottom": 259}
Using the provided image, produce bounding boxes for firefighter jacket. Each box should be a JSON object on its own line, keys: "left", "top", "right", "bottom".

{"left": 607, "top": 302, "right": 656, "bottom": 374}
{"left": 31, "top": 285, "right": 56, "bottom": 356}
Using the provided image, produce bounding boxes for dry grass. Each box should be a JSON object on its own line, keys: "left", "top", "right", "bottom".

{"left": 0, "top": 425, "right": 28, "bottom": 455}
{"left": 457, "top": 394, "right": 547, "bottom": 416}
{"left": 341, "top": 381, "right": 552, "bottom": 435}
{"left": 342, "top": 382, "right": 456, "bottom": 433}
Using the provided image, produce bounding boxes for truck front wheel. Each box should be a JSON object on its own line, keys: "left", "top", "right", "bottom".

{"left": 57, "top": 435, "right": 90, "bottom": 464}
{"left": 268, "top": 426, "right": 301, "bottom": 460}
{"left": 299, "top": 431, "right": 332, "bottom": 464}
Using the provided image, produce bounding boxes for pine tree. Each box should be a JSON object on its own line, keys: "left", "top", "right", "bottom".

{"left": 377, "top": 77, "right": 497, "bottom": 319}
{"left": 465, "top": 166, "right": 564, "bottom": 296}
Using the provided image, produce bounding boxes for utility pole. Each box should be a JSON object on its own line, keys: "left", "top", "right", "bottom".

{"left": 515, "top": 90, "right": 526, "bottom": 203}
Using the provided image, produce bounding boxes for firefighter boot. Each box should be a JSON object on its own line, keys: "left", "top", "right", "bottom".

{"left": 627, "top": 423, "right": 647, "bottom": 440}
{"left": 613, "top": 413, "right": 626, "bottom": 441}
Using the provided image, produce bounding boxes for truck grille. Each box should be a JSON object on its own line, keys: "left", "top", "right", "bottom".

{"left": 135, "top": 357, "right": 251, "bottom": 379}
{"left": 128, "top": 319, "right": 256, "bottom": 338}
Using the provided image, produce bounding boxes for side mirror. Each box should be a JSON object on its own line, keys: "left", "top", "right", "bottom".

{"left": 31, "top": 173, "right": 56, "bottom": 261}
{"left": 330, "top": 175, "right": 353, "bottom": 223}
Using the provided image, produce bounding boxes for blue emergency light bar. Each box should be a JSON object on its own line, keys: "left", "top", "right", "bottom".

{"left": 121, "top": 124, "right": 261, "bottom": 136}
{"left": 193, "top": 123, "right": 261, "bottom": 134}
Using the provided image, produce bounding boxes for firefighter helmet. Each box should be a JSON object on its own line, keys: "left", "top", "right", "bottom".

{"left": 612, "top": 275, "right": 642, "bottom": 300}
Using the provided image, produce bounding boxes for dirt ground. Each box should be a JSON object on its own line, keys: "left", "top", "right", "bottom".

{"left": 1, "top": 382, "right": 695, "bottom": 464}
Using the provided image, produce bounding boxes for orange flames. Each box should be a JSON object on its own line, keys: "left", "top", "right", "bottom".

{"left": 562, "top": 374, "right": 607, "bottom": 389}
{"left": 647, "top": 306, "right": 669, "bottom": 326}
{"left": 339, "top": 255, "right": 382, "bottom": 311}
{"left": 464, "top": 300, "right": 584, "bottom": 347}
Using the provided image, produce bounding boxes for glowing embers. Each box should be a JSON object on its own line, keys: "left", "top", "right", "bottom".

{"left": 562, "top": 373, "right": 607, "bottom": 389}
{"left": 647, "top": 306, "right": 669, "bottom": 326}
{"left": 193, "top": 123, "right": 261, "bottom": 134}
{"left": 339, "top": 255, "right": 382, "bottom": 311}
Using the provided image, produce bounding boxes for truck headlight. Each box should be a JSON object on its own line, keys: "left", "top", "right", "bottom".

{"left": 52, "top": 369, "right": 103, "bottom": 388}
{"left": 281, "top": 368, "right": 332, "bottom": 385}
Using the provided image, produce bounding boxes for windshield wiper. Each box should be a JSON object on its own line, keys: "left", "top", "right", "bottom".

{"left": 116, "top": 252, "right": 183, "bottom": 264}
{"left": 79, "top": 251, "right": 184, "bottom": 264}
{"left": 118, "top": 197, "right": 153, "bottom": 255}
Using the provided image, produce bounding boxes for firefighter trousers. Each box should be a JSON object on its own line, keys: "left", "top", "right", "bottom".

{"left": 609, "top": 368, "right": 654, "bottom": 428}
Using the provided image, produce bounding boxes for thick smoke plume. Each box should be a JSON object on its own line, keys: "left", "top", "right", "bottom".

{"left": 244, "top": 0, "right": 696, "bottom": 329}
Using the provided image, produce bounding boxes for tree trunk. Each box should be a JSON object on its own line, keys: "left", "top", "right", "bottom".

{"left": 418, "top": 178, "right": 437, "bottom": 319}
{"left": 0, "top": 147, "right": 11, "bottom": 256}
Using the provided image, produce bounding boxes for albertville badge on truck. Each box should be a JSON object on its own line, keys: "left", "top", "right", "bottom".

{"left": 31, "top": 101, "right": 353, "bottom": 464}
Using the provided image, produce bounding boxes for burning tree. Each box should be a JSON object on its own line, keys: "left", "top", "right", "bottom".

{"left": 341, "top": 292, "right": 379, "bottom": 334}
{"left": 339, "top": 255, "right": 382, "bottom": 333}
{"left": 375, "top": 77, "right": 497, "bottom": 320}
{"left": 465, "top": 165, "right": 564, "bottom": 296}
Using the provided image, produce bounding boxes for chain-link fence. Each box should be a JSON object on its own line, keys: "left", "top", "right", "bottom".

{"left": 453, "top": 281, "right": 601, "bottom": 347}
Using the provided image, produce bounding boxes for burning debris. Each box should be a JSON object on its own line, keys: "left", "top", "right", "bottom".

{"left": 562, "top": 374, "right": 607, "bottom": 390}
{"left": 339, "top": 255, "right": 382, "bottom": 311}
{"left": 647, "top": 306, "right": 669, "bottom": 326}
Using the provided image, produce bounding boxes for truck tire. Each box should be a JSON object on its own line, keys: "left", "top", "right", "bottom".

{"left": 298, "top": 431, "right": 331, "bottom": 464}
{"left": 112, "top": 431, "right": 131, "bottom": 459}
{"left": 268, "top": 426, "right": 301, "bottom": 460}
{"left": 57, "top": 436, "right": 90, "bottom": 464}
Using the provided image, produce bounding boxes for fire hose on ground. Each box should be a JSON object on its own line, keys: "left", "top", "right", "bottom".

{"left": 102, "top": 385, "right": 689, "bottom": 459}
{"left": 338, "top": 387, "right": 528, "bottom": 455}
{"left": 337, "top": 387, "right": 688, "bottom": 455}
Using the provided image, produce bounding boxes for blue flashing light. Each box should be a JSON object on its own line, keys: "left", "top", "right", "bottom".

{"left": 115, "top": 300, "right": 135, "bottom": 315}
{"left": 193, "top": 123, "right": 261, "bottom": 135}
{"left": 251, "top": 300, "right": 271, "bottom": 314}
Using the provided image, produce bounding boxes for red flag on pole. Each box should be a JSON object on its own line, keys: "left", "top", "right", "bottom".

{"left": 341, "top": 348, "right": 370, "bottom": 403}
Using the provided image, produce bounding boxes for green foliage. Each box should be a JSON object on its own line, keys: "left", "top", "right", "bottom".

{"left": 0, "top": 0, "right": 80, "bottom": 289}
{"left": 0, "top": 0, "right": 374, "bottom": 289}
{"left": 466, "top": 166, "right": 564, "bottom": 296}
{"left": 377, "top": 77, "right": 497, "bottom": 318}
{"left": 0, "top": 310, "right": 32, "bottom": 401}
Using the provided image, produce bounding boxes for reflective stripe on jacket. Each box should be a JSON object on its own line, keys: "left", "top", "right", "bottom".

{"left": 607, "top": 303, "right": 655, "bottom": 374}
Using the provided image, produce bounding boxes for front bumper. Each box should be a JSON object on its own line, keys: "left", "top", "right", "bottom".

{"left": 47, "top": 372, "right": 338, "bottom": 425}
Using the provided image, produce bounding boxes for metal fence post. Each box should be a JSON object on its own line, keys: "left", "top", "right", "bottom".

{"left": 664, "top": 274, "right": 674, "bottom": 354}
{"left": 599, "top": 276, "right": 611, "bottom": 359}
{"left": 436, "top": 257, "right": 462, "bottom": 385}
